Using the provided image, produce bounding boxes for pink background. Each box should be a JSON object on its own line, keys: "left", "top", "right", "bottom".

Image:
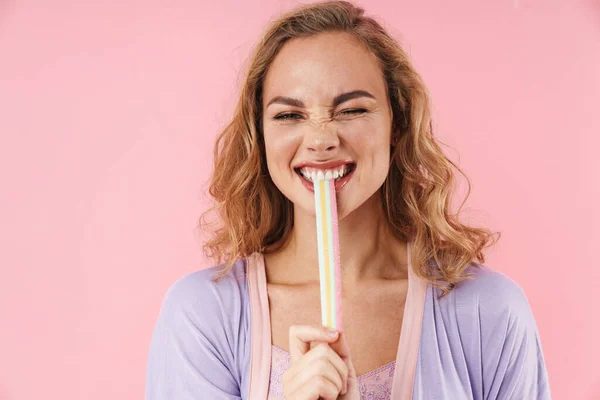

{"left": 1, "top": 0, "right": 598, "bottom": 399}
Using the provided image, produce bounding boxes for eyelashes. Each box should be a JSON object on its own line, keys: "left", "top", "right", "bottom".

{"left": 273, "top": 108, "right": 368, "bottom": 121}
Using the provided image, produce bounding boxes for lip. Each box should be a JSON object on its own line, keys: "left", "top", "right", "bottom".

{"left": 295, "top": 163, "right": 356, "bottom": 193}
{"left": 293, "top": 160, "right": 355, "bottom": 170}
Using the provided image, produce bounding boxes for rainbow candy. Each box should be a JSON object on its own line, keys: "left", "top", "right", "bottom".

{"left": 314, "top": 176, "right": 343, "bottom": 332}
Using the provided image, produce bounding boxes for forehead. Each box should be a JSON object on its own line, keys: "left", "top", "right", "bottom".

{"left": 263, "top": 31, "right": 386, "bottom": 104}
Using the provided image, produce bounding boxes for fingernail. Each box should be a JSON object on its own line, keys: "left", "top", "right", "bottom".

{"left": 327, "top": 328, "right": 339, "bottom": 337}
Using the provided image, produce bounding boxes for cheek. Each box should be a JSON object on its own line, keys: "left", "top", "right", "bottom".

{"left": 263, "top": 128, "right": 300, "bottom": 169}
{"left": 345, "top": 121, "right": 390, "bottom": 155}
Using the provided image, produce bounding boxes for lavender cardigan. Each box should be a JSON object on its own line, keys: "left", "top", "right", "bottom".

{"left": 146, "top": 243, "right": 551, "bottom": 399}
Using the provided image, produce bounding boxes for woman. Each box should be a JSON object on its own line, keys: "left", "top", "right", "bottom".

{"left": 145, "top": 1, "right": 551, "bottom": 399}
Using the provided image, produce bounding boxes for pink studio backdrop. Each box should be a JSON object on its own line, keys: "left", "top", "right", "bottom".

{"left": 0, "top": 0, "right": 598, "bottom": 399}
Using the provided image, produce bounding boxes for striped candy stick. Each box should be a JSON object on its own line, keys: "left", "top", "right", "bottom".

{"left": 314, "top": 176, "right": 343, "bottom": 332}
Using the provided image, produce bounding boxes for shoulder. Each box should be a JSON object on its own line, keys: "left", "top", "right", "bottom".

{"left": 440, "top": 263, "right": 540, "bottom": 338}
{"left": 454, "top": 264, "right": 533, "bottom": 320}
{"left": 153, "top": 258, "right": 252, "bottom": 372}
{"left": 162, "top": 259, "right": 249, "bottom": 306}
{"left": 159, "top": 259, "right": 250, "bottom": 323}
{"left": 154, "top": 258, "right": 252, "bottom": 353}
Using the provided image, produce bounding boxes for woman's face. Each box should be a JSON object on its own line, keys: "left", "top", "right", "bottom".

{"left": 262, "top": 31, "right": 393, "bottom": 219}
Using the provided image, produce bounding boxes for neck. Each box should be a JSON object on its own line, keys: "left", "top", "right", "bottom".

{"left": 265, "top": 192, "right": 409, "bottom": 287}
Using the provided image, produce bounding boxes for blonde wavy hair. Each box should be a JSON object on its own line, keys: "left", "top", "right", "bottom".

{"left": 198, "top": 0, "right": 500, "bottom": 295}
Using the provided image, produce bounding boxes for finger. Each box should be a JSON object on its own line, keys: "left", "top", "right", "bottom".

{"left": 298, "top": 375, "right": 340, "bottom": 400}
{"left": 328, "top": 332, "right": 356, "bottom": 391}
{"left": 290, "top": 343, "right": 348, "bottom": 394}
{"left": 288, "top": 325, "right": 340, "bottom": 362}
{"left": 285, "top": 359, "right": 343, "bottom": 398}
{"left": 311, "top": 343, "right": 348, "bottom": 392}
{"left": 328, "top": 331, "right": 351, "bottom": 361}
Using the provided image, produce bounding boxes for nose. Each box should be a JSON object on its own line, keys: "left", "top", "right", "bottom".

{"left": 305, "top": 121, "right": 340, "bottom": 155}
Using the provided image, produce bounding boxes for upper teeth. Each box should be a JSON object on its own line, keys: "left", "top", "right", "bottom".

{"left": 299, "top": 165, "right": 351, "bottom": 182}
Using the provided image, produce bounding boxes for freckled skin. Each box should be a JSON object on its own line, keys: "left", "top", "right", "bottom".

{"left": 262, "top": 31, "right": 394, "bottom": 220}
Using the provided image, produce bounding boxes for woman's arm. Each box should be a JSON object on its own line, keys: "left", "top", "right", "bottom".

{"left": 145, "top": 267, "right": 248, "bottom": 399}
{"left": 418, "top": 265, "right": 552, "bottom": 399}
{"left": 476, "top": 268, "right": 552, "bottom": 399}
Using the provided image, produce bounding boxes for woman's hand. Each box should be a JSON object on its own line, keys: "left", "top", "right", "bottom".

{"left": 282, "top": 325, "right": 360, "bottom": 400}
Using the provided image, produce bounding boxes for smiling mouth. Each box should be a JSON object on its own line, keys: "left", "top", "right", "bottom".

{"left": 294, "top": 163, "right": 357, "bottom": 182}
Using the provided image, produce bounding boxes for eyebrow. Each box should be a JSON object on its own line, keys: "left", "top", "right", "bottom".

{"left": 266, "top": 90, "right": 376, "bottom": 109}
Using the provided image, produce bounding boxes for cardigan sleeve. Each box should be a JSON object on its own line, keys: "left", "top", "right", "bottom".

{"left": 476, "top": 269, "right": 552, "bottom": 399}
{"left": 145, "top": 264, "right": 250, "bottom": 400}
